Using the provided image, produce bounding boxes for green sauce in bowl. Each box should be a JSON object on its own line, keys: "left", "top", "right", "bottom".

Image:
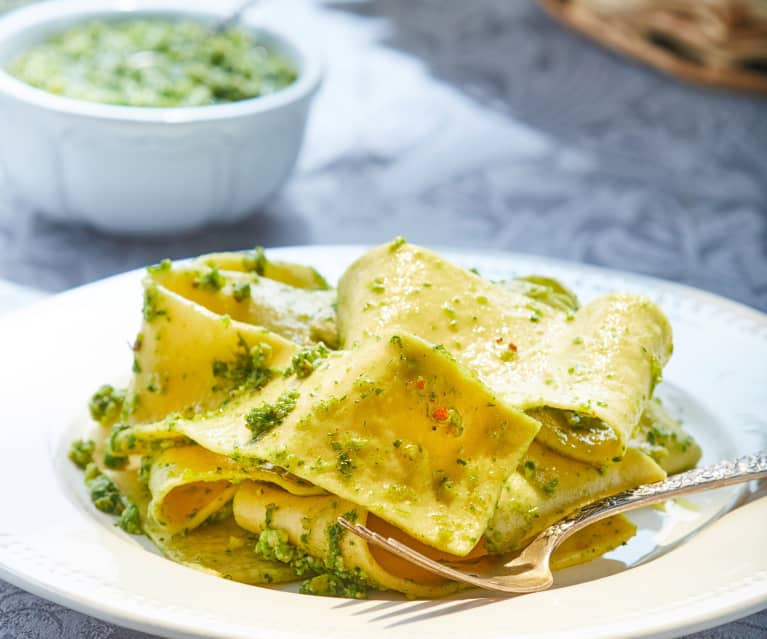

{"left": 5, "top": 19, "right": 298, "bottom": 107}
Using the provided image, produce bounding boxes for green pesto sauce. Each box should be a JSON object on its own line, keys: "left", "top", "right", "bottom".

{"left": 68, "top": 438, "right": 95, "bottom": 469}
{"left": 520, "top": 456, "right": 559, "bottom": 496}
{"left": 147, "top": 258, "right": 172, "bottom": 274}
{"left": 103, "top": 451, "right": 129, "bottom": 470}
{"left": 194, "top": 266, "right": 227, "bottom": 292}
{"left": 284, "top": 343, "right": 329, "bottom": 379}
{"left": 69, "top": 440, "right": 144, "bottom": 534}
{"left": 212, "top": 335, "right": 273, "bottom": 393}
{"left": 7, "top": 20, "right": 297, "bottom": 108}
{"left": 335, "top": 450, "right": 355, "bottom": 477}
{"left": 117, "top": 502, "right": 143, "bottom": 535}
{"left": 142, "top": 284, "right": 167, "bottom": 322}
{"left": 232, "top": 282, "right": 251, "bottom": 303}
{"left": 89, "top": 384, "right": 126, "bottom": 425}
{"left": 243, "top": 246, "right": 269, "bottom": 275}
{"left": 255, "top": 526, "right": 324, "bottom": 576}
{"left": 245, "top": 389, "right": 299, "bottom": 440}
{"left": 299, "top": 573, "right": 368, "bottom": 599}
{"left": 514, "top": 276, "right": 580, "bottom": 313}
{"left": 561, "top": 410, "right": 611, "bottom": 435}
{"left": 255, "top": 514, "right": 369, "bottom": 599}
{"left": 86, "top": 468, "right": 124, "bottom": 514}
{"left": 242, "top": 245, "right": 331, "bottom": 291}
{"left": 388, "top": 236, "right": 407, "bottom": 252}
{"left": 85, "top": 464, "right": 143, "bottom": 533}
{"left": 109, "top": 422, "right": 137, "bottom": 452}
{"left": 644, "top": 423, "right": 693, "bottom": 456}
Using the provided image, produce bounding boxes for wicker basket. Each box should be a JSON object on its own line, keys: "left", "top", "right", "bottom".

{"left": 539, "top": 0, "right": 767, "bottom": 94}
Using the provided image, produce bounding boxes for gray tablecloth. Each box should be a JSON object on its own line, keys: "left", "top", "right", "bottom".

{"left": 0, "top": 1, "right": 765, "bottom": 637}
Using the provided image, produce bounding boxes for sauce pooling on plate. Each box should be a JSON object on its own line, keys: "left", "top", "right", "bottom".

{"left": 6, "top": 19, "right": 298, "bottom": 107}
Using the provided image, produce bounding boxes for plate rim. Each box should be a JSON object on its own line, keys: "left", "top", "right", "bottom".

{"left": 6, "top": 243, "right": 766, "bottom": 326}
{"left": 0, "top": 243, "right": 765, "bottom": 639}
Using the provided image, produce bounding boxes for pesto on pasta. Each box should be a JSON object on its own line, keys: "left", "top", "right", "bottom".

{"left": 71, "top": 240, "right": 701, "bottom": 598}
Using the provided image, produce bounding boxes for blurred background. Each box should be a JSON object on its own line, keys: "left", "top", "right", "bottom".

{"left": 0, "top": 0, "right": 765, "bottom": 311}
{"left": 0, "top": 1, "right": 765, "bottom": 635}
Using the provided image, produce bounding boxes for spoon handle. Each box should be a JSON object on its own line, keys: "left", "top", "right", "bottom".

{"left": 215, "top": 0, "right": 260, "bottom": 33}
{"left": 545, "top": 450, "right": 767, "bottom": 546}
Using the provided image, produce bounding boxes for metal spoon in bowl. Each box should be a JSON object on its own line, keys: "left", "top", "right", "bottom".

{"left": 212, "top": 0, "right": 260, "bottom": 34}
{"left": 125, "top": 1, "right": 262, "bottom": 76}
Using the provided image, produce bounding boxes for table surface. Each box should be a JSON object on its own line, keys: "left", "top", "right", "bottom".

{"left": 0, "top": 0, "right": 765, "bottom": 637}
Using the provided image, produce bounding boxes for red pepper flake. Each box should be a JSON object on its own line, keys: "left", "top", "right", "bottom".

{"left": 508, "top": 342, "right": 518, "bottom": 352}
{"left": 432, "top": 407, "right": 449, "bottom": 421}
{"left": 416, "top": 377, "right": 426, "bottom": 390}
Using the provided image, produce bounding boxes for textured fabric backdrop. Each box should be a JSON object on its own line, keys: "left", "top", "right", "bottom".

{"left": 0, "top": 0, "right": 765, "bottom": 637}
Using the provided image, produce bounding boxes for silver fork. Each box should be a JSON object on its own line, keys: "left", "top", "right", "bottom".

{"left": 338, "top": 450, "right": 767, "bottom": 594}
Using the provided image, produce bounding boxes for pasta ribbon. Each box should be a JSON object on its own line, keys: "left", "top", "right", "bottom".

{"left": 80, "top": 241, "right": 701, "bottom": 598}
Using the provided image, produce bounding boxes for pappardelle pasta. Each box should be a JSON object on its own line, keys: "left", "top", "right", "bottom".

{"left": 70, "top": 240, "right": 701, "bottom": 598}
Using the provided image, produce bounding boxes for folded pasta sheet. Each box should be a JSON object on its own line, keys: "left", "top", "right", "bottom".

{"left": 486, "top": 395, "right": 698, "bottom": 553}
{"left": 233, "top": 481, "right": 462, "bottom": 597}
{"left": 486, "top": 444, "right": 665, "bottom": 552}
{"left": 129, "top": 279, "right": 298, "bottom": 425}
{"left": 116, "top": 331, "right": 539, "bottom": 556}
{"left": 148, "top": 516, "right": 300, "bottom": 586}
{"left": 631, "top": 398, "right": 702, "bottom": 475}
{"left": 81, "top": 242, "right": 701, "bottom": 598}
{"left": 231, "top": 481, "right": 635, "bottom": 596}
{"left": 149, "top": 253, "right": 338, "bottom": 347}
{"left": 337, "top": 241, "right": 673, "bottom": 465}
{"left": 147, "top": 446, "right": 324, "bottom": 536}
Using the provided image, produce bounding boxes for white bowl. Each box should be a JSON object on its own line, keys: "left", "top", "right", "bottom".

{"left": 0, "top": 0, "right": 322, "bottom": 234}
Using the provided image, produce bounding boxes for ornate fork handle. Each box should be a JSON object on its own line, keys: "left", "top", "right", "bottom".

{"left": 544, "top": 450, "right": 767, "bottom": 546}
{"left": 342, "top": 451, "right": 767, "bottom": 594}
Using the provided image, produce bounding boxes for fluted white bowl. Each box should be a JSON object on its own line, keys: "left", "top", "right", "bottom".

{"left": 0, "top": 0, "right": 321, "bottom": 234}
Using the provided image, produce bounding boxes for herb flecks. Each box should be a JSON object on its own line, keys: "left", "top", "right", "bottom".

{"left": 109, "top": 423, "right": 137, "bottom": 453}
{"left": 367, "top": 277, "right": 385, "bottom": 294}
{"left": 212, "top": 335, "right": 274, "bottom": 393}
{"left": 68, "top": 439, "right": 95, "bottom": 469}
{"left": 256, "top": 527, "right": 300, "bottom": 565}
{"left": 254, "top": 515, "right": 370, "bottom": 598}
{"left": 117, "top": 503, "right": 143, "bottom": 534}
{"left": 103, "top": 451, "right": 129, "bottom": 469}
{"left": 142, "top": 284, "right": 167, "bottom": 322}
{"left": 388, "top": 236, "right": 407, "bottom": 252}
{"left": 194, "top": 266, "right": 226, "bottom": 291}
{"left": 245, "top": 390, "right": 300, "bottom": 440}
{"left": 146, "top": 258, "right": 172, "bottom": 274}
{"left": 255, "top": 527, "right": 323, "bottom": 577}
{"left": 86, "top": 470, "right": 124, "bottom": 514}
{"left": 336, "top": 451, "right": 355, "bottom": 477}
{"left": 543, "top": 478, "right": 559, "bottom": 495}
{"left": 232, "top": 282, "right": 251, "bottom": 302}
{"left": 89, "top": 385, "right": 126, "bottom": 426}
{"left": 82, "top": 463, "right": 144, "bottom": 534}
{"left": 299, "top": 573, "right": 368, "bottom": 599}
{"left": 284, "top": 343, "right": 330, "bottom": 379}
{"left": 243, "top": 246, "right": 268, "bottom": 275}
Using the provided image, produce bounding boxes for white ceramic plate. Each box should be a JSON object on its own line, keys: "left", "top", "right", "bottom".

{"left": 0, "top": 245, "right": 765, "bottom": 639}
